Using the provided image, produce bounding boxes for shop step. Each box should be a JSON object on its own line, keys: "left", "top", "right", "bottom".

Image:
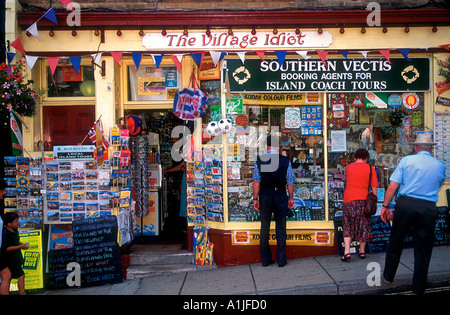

{"left": 124, "top": 244, "right": 217, "bottom": 279}
{"left": 130, "top": 249, "right": 194, "bottom": 266}
{"left": 126, "top": 264, "right": 197, "bottom": 279}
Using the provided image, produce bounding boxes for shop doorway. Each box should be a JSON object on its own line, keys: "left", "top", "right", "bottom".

{"left": 43, "top": 105, "right": 95, "bottom": 150}
{"left": 126, "top": 109, "right": 189, "bottom": 245}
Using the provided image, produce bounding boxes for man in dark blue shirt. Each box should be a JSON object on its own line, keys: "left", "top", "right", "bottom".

{"left": 253, "top": 135, "right": 294, "bottom": 267}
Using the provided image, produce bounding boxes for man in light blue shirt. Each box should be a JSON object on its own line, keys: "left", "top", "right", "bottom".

{"left": 381, "top": 132, "right": 445, "bottom": 294}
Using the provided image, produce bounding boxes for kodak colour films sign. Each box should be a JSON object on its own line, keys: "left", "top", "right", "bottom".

{"left": 143, "top": 30, "right": 333, "bottom": 50}
{"left": 232, "top": 230, "right": 334, "bottom": 246}
{"left": 225, "top": 58, "right": 430, "bottom": 93}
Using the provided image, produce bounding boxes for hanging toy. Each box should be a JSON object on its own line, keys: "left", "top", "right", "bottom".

{"left": 126, "top": 115, "right": 142, "bottom": 136}
{"left": 206, "top": 121, "right": 221, "bottom": 137}
{"left": 218, "top": 118, "right": 233, "bottom": 133}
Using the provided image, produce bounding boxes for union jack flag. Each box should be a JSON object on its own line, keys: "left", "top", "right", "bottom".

{"left": 88, "top": 118, "right": 110, "bottom": 150}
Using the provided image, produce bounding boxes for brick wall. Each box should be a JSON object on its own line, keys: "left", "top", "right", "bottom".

{"left": 18, "top": 0, "right": 446, "bottom": 12}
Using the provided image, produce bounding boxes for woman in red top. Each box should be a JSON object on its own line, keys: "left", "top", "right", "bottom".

{"left": 341, "top": 149, "right": 378, "bottom": 262}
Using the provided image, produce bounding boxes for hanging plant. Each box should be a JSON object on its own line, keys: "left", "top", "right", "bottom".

{"left": 0, "top": 60, "right": 43, "bottom": 121}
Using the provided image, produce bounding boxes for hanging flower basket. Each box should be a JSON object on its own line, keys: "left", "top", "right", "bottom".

{"left": 0, "top": 60, "right": 42, "bottom": 121}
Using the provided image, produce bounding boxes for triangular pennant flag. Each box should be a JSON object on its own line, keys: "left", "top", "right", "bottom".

{"left": 358, "top": 51, "right": 369, "bottom": 59}
{"left": 48, "top": 57, "right": 60, "bottom": 75}
{"left": 151, "top": 54, "right": 163, "bottom": 68}
{"left": 7, "top": 52, "right": 16, "bottom": 65}
{"left": 316, "top": 50, "right": 328, "bottom": 66}
{"left": 236, "top": 52, "right": 246, "bottom": 64}
{"left": 295, "top": 51, "right": 311, "bottom": 60}
{"left": 398, "top": 48, "right": 411, "bottom": 62}
{"left": 209, "top": 51, "right": 226, "bottom": 66}
{"left": 59, "top": 0, "right": 73, "bottom": 7}
{"left": 25, "top": 55, "right": 39, "bottom": 70}
{"left": 69, "top": 56, "right": 82, "bottom": 74}
{"left": 439, "top": 44, "right": 450, "bottom": 51}
{"left": 255, "top": 50, "right": 265, "bottom": 61}
{"left": 26, "top": 23, "right": 40, "bottom": 41}
{"left": 91, "top": 53, "right": 102, "bottom": 66}
{"left": 378, "top": 49, "right": 390, "bottom": 62}
{"left": 171, "top": 54, "right": 183, "bottom": 72}
{"left": 131, "top": 52, "right": 143, "bottom": 70}
{"left": 10, "top": 37, "right": 26, "bottom": 55}
{"left": 275, "top": 51, "right": 287, "bottom": 66}
{"left": 191, "top": 52, "right": 205, "bottom": 68}
{"left": 110, "top": 51, "right": 123, "bottom": 66}
{"left": 43, "top": 7, "right": 58, "bottom": 25}
{"left": 337, "top": 51, "right": 348, "bottom": 59}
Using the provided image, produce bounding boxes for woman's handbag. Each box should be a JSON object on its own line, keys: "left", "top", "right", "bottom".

{"left": 364, "top": 164, "right": 378, "bottom": 216}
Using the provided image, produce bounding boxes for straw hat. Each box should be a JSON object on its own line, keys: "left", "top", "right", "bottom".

{"left": 411, "top": 132, "right": 437, "bottom": 145}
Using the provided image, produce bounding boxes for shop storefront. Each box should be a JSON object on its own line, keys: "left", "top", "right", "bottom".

{"left": 3, "top": 5, "right": 448, "bottom": 290}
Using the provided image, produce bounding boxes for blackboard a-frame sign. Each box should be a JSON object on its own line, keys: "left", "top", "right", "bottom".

{"left": 334, "top": 207, "right": 449, "bottom": 257}
{"left": 367, "top": 215, "right": 392, "bottom": 254}
{"left": 48, "top": 248, "right": 76, "bottom": 289}
{"left": 48, "top": 216, "right": 123, "bottom": 289}
{"left": 72, "top": 215, "right": 123, "bottom": 288}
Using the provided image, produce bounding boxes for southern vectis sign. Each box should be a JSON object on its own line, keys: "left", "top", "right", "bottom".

{"left": 225, "top": 58, "right": 430, "bottom": 93}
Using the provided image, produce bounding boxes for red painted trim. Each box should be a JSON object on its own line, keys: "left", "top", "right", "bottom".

{"left": 18, "top": 9, "right": 450, "bottom": 30}
{"left": 187, "top": 226, "right": 337, "bottom": 267}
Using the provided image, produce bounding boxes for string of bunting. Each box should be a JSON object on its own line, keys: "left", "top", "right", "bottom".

{"left": 6, "top": 1, "right": 450, "bottom": 74}
{"left": 10, "top": 47, "right": 450, "bottom": 76}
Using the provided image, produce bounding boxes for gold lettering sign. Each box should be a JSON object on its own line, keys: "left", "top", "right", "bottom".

{"left": 232, "top": 229, "right": 334, "bottom": 246}
{"left": 242, "top": 93, "right": 321, "bottom": 105}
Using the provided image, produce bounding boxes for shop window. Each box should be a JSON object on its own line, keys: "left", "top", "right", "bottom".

{"left": 220, "top": 95, "right": 326, "bottom": 223}
{"left": 326, "top": 92, "right": 425, "bottom": 217}
{"left": 47, "top": 66, "right": 95, "bottom": 97}
{"left": 127, "top": 65, "right": 181, "bottom": 101}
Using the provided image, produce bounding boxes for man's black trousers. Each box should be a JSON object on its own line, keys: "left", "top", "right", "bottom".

{"left": 259, "top": 187, "right": 288, "bottom": 266}
{"left": 383, "top": 195, "right": 437, "bottom": 294}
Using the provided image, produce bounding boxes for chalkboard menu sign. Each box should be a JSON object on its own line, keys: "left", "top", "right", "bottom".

{"left": 368, "top": 215, "right": 391, "bottom": 254}
{"left": 48, "top": 216, "right": 123, "bottom": 289}
{"left": 48, "top": 248, "right": 76, "bottom": 289}
{"left": 434, "top": 206, "right": 450, "bottom": 246}
{"left": 72, "top": 215, "right": 123, "bottom": 287}
{"left": 334, "top": 207, "right": 449, "bottom": 256}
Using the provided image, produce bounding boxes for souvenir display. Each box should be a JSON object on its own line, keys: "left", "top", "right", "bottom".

{"left": 44, "top": 152, "right": 112, "bottom": 223}
{"left": 434, "top": 112, "right": 450, "bottom": 179}
{"left": 130, "top": 134, "right": 161, "bottom": 236}
{"left": 39, "top": 131, "right": 133, "bottom": 229}
{"left": 193, "top": 226, "right": 214, "bottom": 266}
{"left": 3, "top": 156, "right": 43, "bottom": 229}
{"left": 186, "top": 147, "right": 224, "bottom": 223}
{"left": 110, "top": 130, "right": 135, "bottom": 245}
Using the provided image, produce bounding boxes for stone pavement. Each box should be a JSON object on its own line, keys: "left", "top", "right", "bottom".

{"left": 40, "top": 245, "right": 450, "bottom": 295}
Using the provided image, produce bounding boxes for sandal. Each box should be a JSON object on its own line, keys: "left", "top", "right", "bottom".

{"left": 359, "top": 252, "right": 366, "bottom": 259}
{"left": 341, "top": 253, "right": 351, "bottom": 262}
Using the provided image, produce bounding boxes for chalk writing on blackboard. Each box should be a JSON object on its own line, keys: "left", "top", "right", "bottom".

{"left": 71, "top": 215, "right": 123, "bottom": 288}
{"left": 48, "top": 248, "right": 76, "bottom": 289}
